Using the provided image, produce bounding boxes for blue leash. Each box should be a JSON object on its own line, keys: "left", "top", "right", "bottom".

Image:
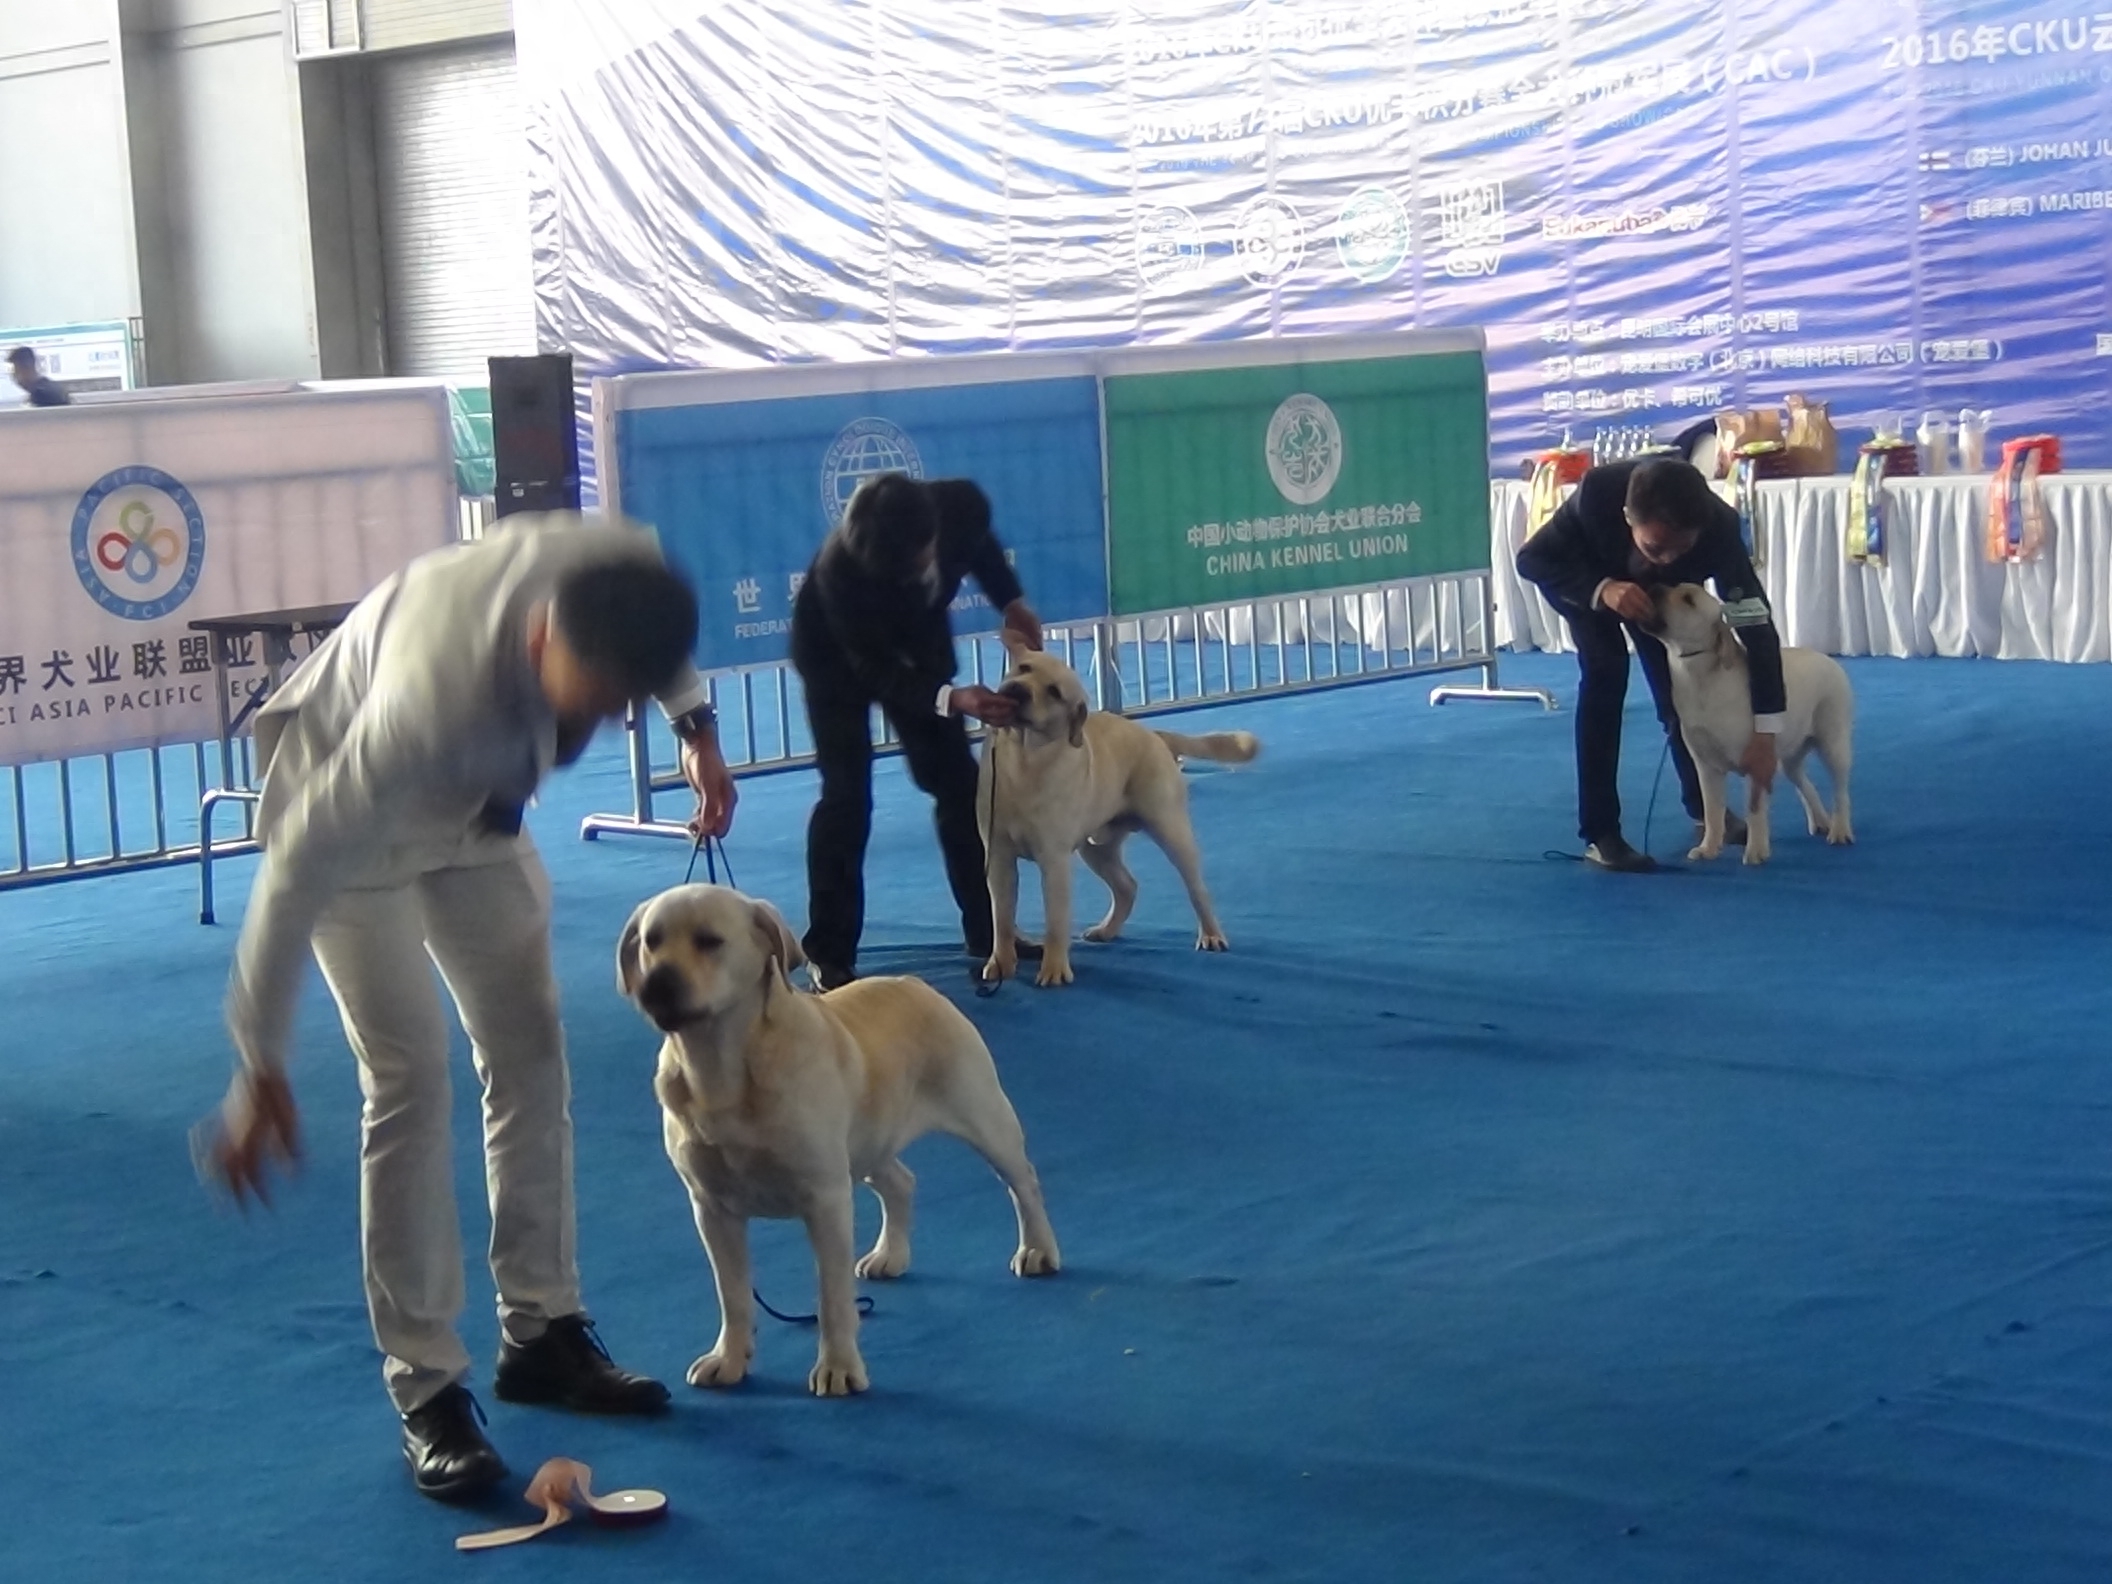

{"left": 683, "top": 831, "right": 736, "bottom": 888}
{"left": 1543, "top": 735, "right": 1685, "bottom": 870}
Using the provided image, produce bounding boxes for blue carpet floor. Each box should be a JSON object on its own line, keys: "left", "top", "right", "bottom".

{"left": 4, "top": 651, "right": 2111, "bottom": 1583}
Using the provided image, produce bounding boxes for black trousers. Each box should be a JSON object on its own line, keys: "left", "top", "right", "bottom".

{"left": 802, "top": 687, "right": 992, "bottom": 973}
{"left": 1566, "top": 608, "right": 1704, "bottom": 844}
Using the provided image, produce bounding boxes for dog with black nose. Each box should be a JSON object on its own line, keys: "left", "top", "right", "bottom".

{"left": 618, "top": 883, "right": 1060, "bottom": 1396}
{"left": 1649, "top": 582, "right": 1856, "bottom": 865}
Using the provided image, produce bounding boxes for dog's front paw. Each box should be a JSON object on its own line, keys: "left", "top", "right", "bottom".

{"left": 1011, "top": 1242, "right": 1062, "bottom": 1277}
{"left": 1827, "top": 822, "right": 1855, "bottom": 846}
{"left": 1035, "top": 955, "right": 1075, "bottom": 988}
{"left": 1196, "top": 929, "right": 1229, "bottom": 952}
{"left": 1742, "top": 842, "right": 1771, "bottom": 866}
{"left": 687, "top": 1343, "right": 752, "bottom": 1389}
{"left": 855, "top": 1241, "right": 910, "bottom": 1280}
{"left": 1687, "top": 842, "right": 1722, "bottom": 862}
{"left": 809, "top": 1352, "right": 869, "bottom": 1397}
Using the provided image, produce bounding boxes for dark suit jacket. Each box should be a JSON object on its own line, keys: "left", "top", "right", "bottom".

{"left": 790, "top": 478, "right": 1024, "bottom": 718}
{"left": 1516, "top": 459, "right": 1786, "bottom": 717}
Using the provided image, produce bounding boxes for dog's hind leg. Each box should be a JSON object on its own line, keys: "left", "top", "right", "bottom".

{"left": 1079, "top": 827, "right": 1139, "bottom": 943}
{"left": 1816, "top": 724, "right": 1855, "bottom": 845}
{"left": 1142, "top": 808, "right": 1227, "bottom": 951}
{"left": 1781, "top": 747, "right": 1831, "bottom": 837}
{"left": 931, "top": 1063, "right": 1061, "bottom": 1277}
{"left": 856, "top": 1157, "right": 915, "bottom": 1279}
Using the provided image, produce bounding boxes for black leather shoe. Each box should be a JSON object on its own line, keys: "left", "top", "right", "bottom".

{"left": 493, "top": 1315, "right": 670, "bottom": 1416}
{"left": 1583, "top": 834, "right": 1659, "bottom": 873}
{"left": 401, "top": 1384, "right": 508, "bottom": 1502}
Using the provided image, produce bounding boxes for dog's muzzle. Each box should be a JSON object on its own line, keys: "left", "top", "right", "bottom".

{"left": 998, "top": 680, "right": 1031, "bottom": 706}
{"left": 635, "top": 964, "right": 694, "bottom": 1032}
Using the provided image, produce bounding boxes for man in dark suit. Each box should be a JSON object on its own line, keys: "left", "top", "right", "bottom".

{"left": 791, "top": 472, "right": 1042, "bottom": 987}
{"left": 1516, "top": 456, "right": 1786, "bottom": 872}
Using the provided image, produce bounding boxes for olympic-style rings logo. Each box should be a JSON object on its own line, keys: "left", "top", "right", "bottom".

{"left": 70, "top": 466, "right": 207, "bottom": 621}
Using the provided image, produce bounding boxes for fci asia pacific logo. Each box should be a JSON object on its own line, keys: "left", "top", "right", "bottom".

{"left": 1265, "top": 394, "right": 1343, "bottom": 506}
{"left": 71, "top": 466, "right": 206, "bottom": 621}
{"left": 820, "top": 418, "right": 925, "bottom": 531}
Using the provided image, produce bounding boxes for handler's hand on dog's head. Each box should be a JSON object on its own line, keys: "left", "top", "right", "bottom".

{"left": 951, "top": 685, "right": 1017, "bottom": 727}
{"left": 1601, "top": 580, "right": 1655, "bottom": 624}
{"left": 1002, "top": 600, "right": 1045, "bottom": 653}
{"left": 213, "top": 1069, "right": 302, "bottom": 1209}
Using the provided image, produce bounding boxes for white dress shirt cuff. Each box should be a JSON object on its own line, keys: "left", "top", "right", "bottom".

{"left": 1753, "top": 712, "right": 1786, "bottom": 734}
{"left": 1591, "top": 578, "right": 1615, "bottom": 612}
{"left": 934, "top": 683, "right": 953, "bottom": 718}
{"left": 656, "top": 669, "right": 710, "bottom": 719}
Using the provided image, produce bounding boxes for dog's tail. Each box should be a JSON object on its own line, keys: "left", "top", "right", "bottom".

{"left": 1154, "top": 729, "right": 1260, "bottom": 766}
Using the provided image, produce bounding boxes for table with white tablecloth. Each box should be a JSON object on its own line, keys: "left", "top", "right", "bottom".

{"left": 1490, "top": 472, "right": 2112, "bottom": 663}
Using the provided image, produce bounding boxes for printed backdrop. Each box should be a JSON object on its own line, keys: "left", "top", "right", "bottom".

{"left": 0, "top": 390, "right": 458, "bottom": 765}
{"left": 519, "top": 0, "right": 2112, "bottom": 474}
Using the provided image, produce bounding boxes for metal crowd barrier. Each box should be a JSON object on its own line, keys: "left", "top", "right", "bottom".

{"left": 580, "top": 566, "right": 1553, "bottom": 843}
{"left": 0, "top": 532, "right": 1552, "bottom": 902}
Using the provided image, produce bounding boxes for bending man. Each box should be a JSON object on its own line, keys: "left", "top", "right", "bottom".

{"left": 790, "top": 473, "right": 1041, "bottom": 988}
{"left": 204, "top": 513, "right": 737, "bottom": 1499}
{"left": 1516, "top": 456, "right": 1785, "bottom": 872}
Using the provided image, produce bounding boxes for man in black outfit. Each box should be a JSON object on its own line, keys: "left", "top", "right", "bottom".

{"left": 791, "top": 472, "right": 1043, "bottom": 987}
{"left": 1516, "top": 456, "right": 1786, "bottom": 873}
{"left": 9, "top": 346, "right": 71, "bottom": 407}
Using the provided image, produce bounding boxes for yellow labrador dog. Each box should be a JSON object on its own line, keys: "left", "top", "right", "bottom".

{"left": 618, "top": 884, "right": 1060, "bottom": 1397}
{"left": 980, "top": 632, "right": 1257, "bottom": 987}
{"left": 1651, "top": 583, "right": 1856, "bottom": 865}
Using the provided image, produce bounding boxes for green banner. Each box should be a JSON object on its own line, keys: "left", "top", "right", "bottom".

{"left": 1103, "top": 350, "right": 1490, "bottom": 614}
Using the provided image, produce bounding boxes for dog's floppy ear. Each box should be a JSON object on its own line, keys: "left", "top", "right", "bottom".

{"left": 617, "top": 900, "right": 651, "bottom": 996}
{"left": 1068, "top": 699, "right": 1088, "bottom": 749}
{"left": 999, "top": 625, "right": 1034, "bottom": 661}
{"left": 1714, "top": 617, "right": 1742, "bottom": 667}
{"left": 750, "top": 898, "right": 806, "bottom": 981}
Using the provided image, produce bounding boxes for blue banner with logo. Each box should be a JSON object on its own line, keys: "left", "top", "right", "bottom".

{"left": 612, "top": 376, "right": 1110, "bottom": 671}
{"left": 523, "top": 0, "right": 2112, "bottom": 476}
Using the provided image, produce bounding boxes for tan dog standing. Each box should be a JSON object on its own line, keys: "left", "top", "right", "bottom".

{"left": 1651, "top": 583, "right": 1856, "bottom": 865}
{"left": 618, "top": 884, "right": 1060, "bottom": 1397}
{"left": 979, "top": 632, "right": 1257, "bottom": 987}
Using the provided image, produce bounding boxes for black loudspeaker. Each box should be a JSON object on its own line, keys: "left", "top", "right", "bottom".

{"left": 490, "top": 353, "right": 581, "bottom": 517}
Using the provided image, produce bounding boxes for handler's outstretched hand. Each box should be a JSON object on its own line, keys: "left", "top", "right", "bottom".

{"left": 205, "top": 1068, "right": 302, "bottom": 1210}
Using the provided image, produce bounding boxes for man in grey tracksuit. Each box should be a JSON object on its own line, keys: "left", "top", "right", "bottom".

{"left": 204, "top": 513, "right": 737, "bottom": 1500}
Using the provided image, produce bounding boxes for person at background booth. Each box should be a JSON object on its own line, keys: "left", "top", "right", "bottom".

{"left": 791, "top": 472, "right": 1043, "bottom": 990}
{"left": 1515, "top": 456, "right": 1785, "bottom": 873}
{"left": 199, "top": 514, "right": 738, "bottom": 1502}
{"left": 9, "top": 346, "right": 71, "bottom": 406}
